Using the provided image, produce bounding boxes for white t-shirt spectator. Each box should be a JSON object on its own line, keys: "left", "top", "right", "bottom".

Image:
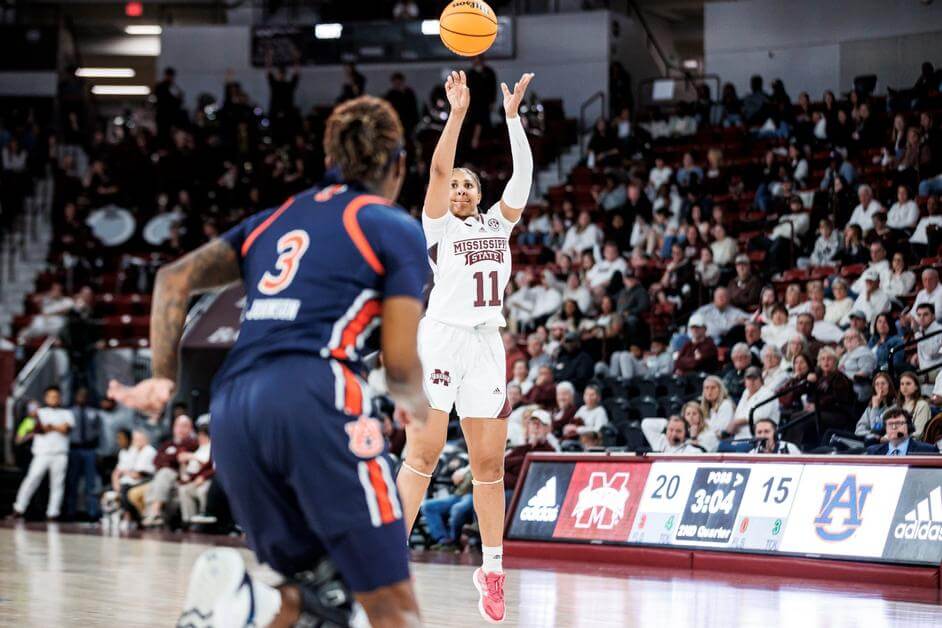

{"left": 708, "top": 399, "right": 736, "bottom": 436}
{"left": 116, "top": 443, "right": 158, "bottom": 486}
{"left": 911, "top": 215, "right": 942, "bottom": 245}
{"left": 885, "top": 271, "right": 916, "bottom": 299}
{"left": 586, "top": 257, "right": 628, "bottom": 290}
{"left": 826, "top": 297, "right": 854, "bottom": 325}
{"left": 562, "top": 224, "right": 603, "bottom": 255}
{"left": 640, "top": 418, "right": 702, "bottom": 454}
{"left": 851, "top": 260, "right": 890, "bottom": 295}
{"left": 694, "top": 303, "right": 748, "bottom": 342}
{"left": 649, "top": 166, "right": 673, "bottom": 190}
{"left": 710, "top": 238, "right": 738, "bottom": 267}
{"left": 32, "top": 407, "right": 74, "bottom": 455}
{"left": 574, "top": 404, "right": 609, "bottom": 431}
{"left": 732, "top": 387, "right": 780, "bottom": 439}
{"left": 916, "top": 321, "right": 942, "bottom": 371}
{"left": 915, "top": 285, "right": 942, "bottom": 321}
{"left": 888, "top": 200, "right": 920, "bottom": 231}
{"left": 848, "top": 199, "right": 884, "bottom": 234}
{"left": 851, "top": 289, "right": 891, "bottom": 323}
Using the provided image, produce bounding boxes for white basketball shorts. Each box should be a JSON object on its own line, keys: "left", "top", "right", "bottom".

{"left": 418, "top": 317, "right": 510, "bottom": 419}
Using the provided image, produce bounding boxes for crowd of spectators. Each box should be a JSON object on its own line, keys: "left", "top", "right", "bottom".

{"left": 6, "top": 55, "right": 942, "bottom": 537}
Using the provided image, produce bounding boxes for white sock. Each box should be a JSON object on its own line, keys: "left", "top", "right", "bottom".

{"left": 482, "top": 545, "right": 504, "bottom": 574}
{"left": 249, "top": 578, "right": 283, "bottom": 627}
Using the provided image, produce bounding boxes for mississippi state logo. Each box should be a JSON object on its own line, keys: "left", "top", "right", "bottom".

{"left": 814, "top": 475, "right": 872, "bottom": 541}
{"left": 487, "top": 217, "right": 501, "bottom": 232}
{"left": 430, "top": 369, "right": 451, "bottom": 386}
{"left": 344, "top": 416, "right": 385, "bottom": 459}
{"left": 572, "top": 471, "right": 631, "bottom": 530}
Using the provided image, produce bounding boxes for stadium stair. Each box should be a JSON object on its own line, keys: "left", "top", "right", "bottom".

{"left": 535, "top": 144, "right": 582, "bottom": 196}
{"left": 0, "top": 179, "right": 53, "bottom": 338}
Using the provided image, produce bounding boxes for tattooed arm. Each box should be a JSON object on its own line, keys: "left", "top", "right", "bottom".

{"left": 108, "top": 239, "right": 241, "bottom": 413}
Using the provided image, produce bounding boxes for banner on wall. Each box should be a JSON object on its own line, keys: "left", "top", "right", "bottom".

{"left": 507, "top": 461, "right": 575, "bottom": 541}
{"left": 881, "top": 467, "right": 942, "bottom": 564}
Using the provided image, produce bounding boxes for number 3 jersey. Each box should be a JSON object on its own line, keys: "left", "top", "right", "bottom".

{"left": 422, "top": 202, "right": 517, "bottom": 329}
{"left": 213, "top": 183, "right": 429, "bottom": 388}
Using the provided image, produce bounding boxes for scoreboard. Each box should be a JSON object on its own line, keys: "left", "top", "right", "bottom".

{"left": 508, "top": 455, "right": 942, "bottom": 566}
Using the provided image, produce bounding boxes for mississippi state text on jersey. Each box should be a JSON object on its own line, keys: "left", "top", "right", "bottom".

{"left": 422, "top": 202, "right": 517, "bottom": 328}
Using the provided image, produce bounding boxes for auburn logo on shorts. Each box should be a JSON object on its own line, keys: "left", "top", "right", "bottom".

{"left": 430, "top": 369, "right": 451, "bottom": 386}
{"left": 345, "top": 416, "right": 385, "bottom": 459}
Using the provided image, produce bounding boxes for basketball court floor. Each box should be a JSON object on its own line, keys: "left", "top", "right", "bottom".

{"left": 2, "top": 523, "right": 941, "bottom": 627}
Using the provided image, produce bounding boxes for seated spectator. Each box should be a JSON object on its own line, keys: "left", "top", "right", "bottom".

{"left": 419, "top": 465, "right": 474, "bottom": 550}
{"left": 898, "top": 371, "right": 932, "bottom": 439}
{"left": 177, "top": 423, "right": 214, "bottom": 528}
{"left": 721, "top": 343, "right": 752, "bottom": 402}
{"left": 745, "top": 321, "right": 765, "bottom": 363}
{"left": 605, "top": 343, "right": 648, "bottom": 380}
{"left": 552, "top": 334, "right": 594, "bottom": 392}
{"left": 710, "top": 224, "right": 738, "bottom": 268}
{"left": 808, "top": 302, "right": 842, "bottom": 345}
{"left": 522, "top": 365, "right": 556, "bottom": 409}
{"left": 914, "top": 268, "right": 942, "bottom": 319}
{"left": 134, "top": 415, "right": 197, "bottom": 528}
{"left": 680, "top": 401, "right": 719, "bottom": 452}
{"left": 644, "top": 336, "right": 674, "bottom": 376}
{"left": 806, "top": 347, "right": 856, "bottom": 436}
{"left": 551, "top": 382, "right": 579, "bottom": 436}
{"left": 808, "top": 218, "right": 843, "bottom": 267}
{"left": 562, "top": 210, "right": 603, "bottom": 257}
{"left": 850, "top": 269, "right": 891, "bottom": 324}
{"left": 869, "top": 312, "right": 906, "bottom": 373}
{"left": 727, "top": 254, "right": 761, "bottom": 310}
{"left": 676, "top": 151, "right": 704, "bottom": 189}
{"left": 855, "top": 372, "right": 897, "bottom": 441}
{"left": 782, "top": 333, "right": 809, "bottom": 372}
{"left": 886, "top": 252, "right": 916, "bottom": 300}
{"left": 909, "top": 303, "right": 942, "bottom": 376}
{"left": 694, "top": 287, "right": 748, "bottom": 344}
{"left": 865, "top": 407, "right": 938, "bottom": 455}
{"left": 504, "top": 410, "right": 559, "bottom": 499}
{"left": 16, "top": 283, "right": 76, "bottom": 344}
{"left": 641, "top": 416, "right": 703, "bottom": 453}
{"left": 573, "top": 384, "right": 609, "bottom": 431}
{"left": 887, "top": 184, "right": 920, "bottom": 232}
{"left": 839, "top": 329, "right": 877, "bottom": 402}
{"left": 825, "top": 278, "right": 854, "bottom": 325}
{"left": 749, "top": 418, "right": 801, "bottom": 454}
{"left": 111, "top": 428, "right": 156, "bottom": 528}
{"left": 793, "top": 312, "right": 825, "bottom": 361}
{"left": 505, "top": 270, "right": 563, "bottom": 332}
{"left": 525, "top": 333, "right": 553, "bottom": 382}
{"left": 725, "top": 367, "right": 780, "bottom": 439}
{"left": 586, "top": 241, "right": 627, "bottom": 292}
{"left": 910, "top": 196, "right": 942, "bottom": 251}
{"left": 778, "top": 353, "right": 813, "bottom": 414}
{"left": 761, "top": 344, "right": 791, "bottom": 392}
{"left": 503, "top": 330, "right": 526, "bottom": 380}
{"left": 509, "top": 359, "right": 533, "bottom": 395}
{"left": 784, "top": 283, "right": 804, "bottom": 319}
{"left": 597, "top": 174, "right": 627, "bottom": 211}
{"left": 848, "top": 184, "right": 883, "bottom": 234}
{"left": 505, "top": 385, "right": 529, "bottom": 446}
{"left": 851, "top": 242, "right": 891, "bottom": 295}
{"left": 695, "top": 247, "right": 721, "bottom": 289}
{"left": 700, "top": 376, "right": 735, "bottom": 436}
{"left": 577, "top": 427, "right": 603, "bottom": 450}
{"left": 648, "top": 156, "right": 673, "bottom": 191}
{"left": 675, "top": 314, "right": 718, "bottom": 374}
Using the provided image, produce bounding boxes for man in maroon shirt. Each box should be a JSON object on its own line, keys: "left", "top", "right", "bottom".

{"left": 675, "top": 314, "right": 719, "bottom": 374}
{"left": 503, "top": 410, "right": 558, "bottom": 502}
{"left": 140, "top": 414, "right": 197, "bottom": 527}
{"left": 523, "top": 365, "right": 556, "bottom": 408}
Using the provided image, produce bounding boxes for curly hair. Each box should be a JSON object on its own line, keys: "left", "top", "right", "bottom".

{"left": 323, "top": 96, "right": 403, "bottom": 189}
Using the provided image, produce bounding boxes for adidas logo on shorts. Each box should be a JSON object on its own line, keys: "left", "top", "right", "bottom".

{"left": 493, "top": 387, "right": 502, "bottom": 394}
{"left": 519, "top": 477, "right": 559, "bottom": 522}
{"left": 894, "top": 486, "right": 942, "bottom": 541}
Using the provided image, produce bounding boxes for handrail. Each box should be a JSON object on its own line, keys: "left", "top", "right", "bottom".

{"left": 888, "top": 327, "right": 942, "bottom": 381}
{"left": 579, "top": 90, "right": 606, "bottom": 157}
{"left": 12, "top": 336, "right": 57, "bottom": 397}
{"left": 748, "top": 378, "right": 819, "bottom": 438}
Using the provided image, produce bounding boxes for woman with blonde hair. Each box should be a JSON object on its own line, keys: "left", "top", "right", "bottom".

{"left": 699, "top": 376, "right": 735, "bottom": 438}
{"left": 682, "top": 401, "right": 719, "bottom": 452}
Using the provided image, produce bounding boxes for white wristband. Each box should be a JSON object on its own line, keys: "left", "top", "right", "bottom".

{"left": 501, "top": 116, "right": 533, "bottom": 210}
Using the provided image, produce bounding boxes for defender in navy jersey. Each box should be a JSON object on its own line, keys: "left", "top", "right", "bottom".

{"left": 110, "top": 97, "right": 428, "bottom": 628}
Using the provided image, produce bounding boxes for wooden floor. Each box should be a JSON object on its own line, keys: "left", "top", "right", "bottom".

{"left": 2, "top": 523, "right": 942, "bottom": 627}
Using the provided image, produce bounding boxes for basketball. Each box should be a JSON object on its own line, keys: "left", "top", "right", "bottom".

{"left": 439, "top": 0, "right": 498, "bottom": 57}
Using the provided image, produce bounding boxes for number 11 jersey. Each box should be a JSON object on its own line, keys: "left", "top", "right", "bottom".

{"left": 422, "top": 203, "right": 517, "bottom": 329}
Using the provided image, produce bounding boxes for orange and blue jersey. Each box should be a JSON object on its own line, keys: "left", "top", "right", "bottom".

{"left": 213, "top": 181, "right": 428, "bottom": 389}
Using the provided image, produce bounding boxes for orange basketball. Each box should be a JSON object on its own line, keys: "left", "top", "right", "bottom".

{"left": 439, "top": 0, "right": 498, "bottom": 57}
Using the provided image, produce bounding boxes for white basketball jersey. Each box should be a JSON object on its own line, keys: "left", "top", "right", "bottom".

{"left": 423, "top": 202, "right": 517, "bottom": 328}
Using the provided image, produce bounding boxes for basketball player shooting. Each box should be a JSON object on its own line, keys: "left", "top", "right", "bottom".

{"left": 109, "top": 96, "right": 429, "bottom": 628}
{"left": 396, "top": 69, "right": 534, "bottom": 624}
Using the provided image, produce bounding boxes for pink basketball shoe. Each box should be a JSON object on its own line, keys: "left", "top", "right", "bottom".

{"left": 472, "top": 567, "right": 506, "bottom": 624}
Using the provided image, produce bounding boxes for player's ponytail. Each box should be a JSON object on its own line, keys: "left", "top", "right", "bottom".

{"left": 324, "top": 96, "right": 404, "bottom": 190}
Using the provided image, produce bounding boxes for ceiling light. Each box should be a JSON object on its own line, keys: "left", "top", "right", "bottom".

{"left": 125, "top": 25, "right": 162, "bottom": 35}
{"left": 76, "top": 67, "right": 136, "bottom": 78}
{"left": 314, "top": 23, "right": 342, "bottom": 40}
{"left": 421, "top": 20, "right": 440, "bottom": 36}
{"left": 91, "top": 85, "right": 151, "bottom": 96}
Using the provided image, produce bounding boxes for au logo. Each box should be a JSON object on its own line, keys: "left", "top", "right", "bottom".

{"left": 344, "top": 416, "right": 385, "bottom": 459}
{"left": 814, "top": 475, "right": 872, "bottom": 542}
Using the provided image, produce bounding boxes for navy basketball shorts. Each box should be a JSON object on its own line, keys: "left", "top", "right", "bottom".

{"left": 209, "top": 355, "right": 409, "bottom": 593}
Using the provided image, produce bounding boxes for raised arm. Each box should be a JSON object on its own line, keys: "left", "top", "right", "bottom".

{"left": 498, "top": 73, "right": 535, "bottom": 223}
{"left": 424, "top": 71, "right": 470, "bottom": 219}
{"left": 108, "top": 239, "right": 241, "bottom": 413}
